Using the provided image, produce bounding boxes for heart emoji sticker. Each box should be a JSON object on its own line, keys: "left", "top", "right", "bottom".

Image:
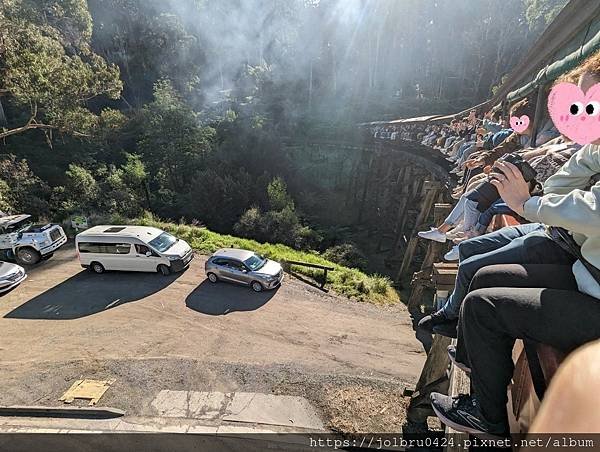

{"left": 548, "top": 82, "right": 600, "bottom": 145}
{"left": 509, "top": 115, "right": 530, "bottom": 134}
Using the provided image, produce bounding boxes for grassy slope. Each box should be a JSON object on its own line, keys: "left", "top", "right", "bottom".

{"left": 137, "top": 217, "right": 399, "bottom": 305}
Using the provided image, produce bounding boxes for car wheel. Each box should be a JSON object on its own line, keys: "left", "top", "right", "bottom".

{"left": 157, "top": 264, "right": 171, "bottom": 276}
{"left": 91, "top": 262, "right": 105, "bottom": 274}
{"left": 207, "top": 272, "right": 218, "bottom": 283}
{"left": 16, "top": 247, "right": 41, "bottom": 265}
{"left": 251, "top": 281, "right": 264, "bottom": 292}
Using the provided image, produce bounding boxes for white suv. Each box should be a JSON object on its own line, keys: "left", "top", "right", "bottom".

{"left": 0, "top": 215, "right": 67, "bottom": 265}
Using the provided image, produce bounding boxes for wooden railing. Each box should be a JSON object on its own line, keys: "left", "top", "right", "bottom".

{"left": 283, "top": 260, "right": 335, "bottom": 290}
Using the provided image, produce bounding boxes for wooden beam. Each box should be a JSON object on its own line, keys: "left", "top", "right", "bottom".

{"left": 406, "top": 203, "right": 452, "bottom": 313}
{"left": 356, "top": 151, "right": 375, "bottom": 223}
{"left": 396, "top": 182, "right": 442, "bottom": 282}
{"left": 406, "top": 333, "right": 452, "bottom": 424}
{"left": 444, "top": 339, "right": 471, "bottom": 452}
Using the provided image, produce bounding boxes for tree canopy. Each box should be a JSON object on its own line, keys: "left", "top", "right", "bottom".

{"left": 0, "top": 0, "right": 122, "bottom": 140}
{"left": 0, "top": 0, "right": 566, "bottom": 260}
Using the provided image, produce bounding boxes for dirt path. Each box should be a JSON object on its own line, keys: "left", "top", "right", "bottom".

{"left": 0, "top": 245, "right": 425, "bottom": 431}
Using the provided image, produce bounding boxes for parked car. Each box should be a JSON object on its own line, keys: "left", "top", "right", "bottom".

{"left": 0, "top": 261, "right": 27, "bottom": 293}
{"left": 205, "top": 248, "right": 283, "bottom": 292}
{"left": 75, "top": 225, "right": 193, "bottom": 275}
{"left": 0, "top": 214, "right": 67, "bottom": 265}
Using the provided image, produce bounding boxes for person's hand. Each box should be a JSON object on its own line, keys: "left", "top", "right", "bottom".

{"left": 489, "top": 161, "right": 531, "bottom": 216}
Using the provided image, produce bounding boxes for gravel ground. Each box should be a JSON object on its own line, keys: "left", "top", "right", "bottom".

{"left": 0, "top": 245, "right": 426, "bottom": 432}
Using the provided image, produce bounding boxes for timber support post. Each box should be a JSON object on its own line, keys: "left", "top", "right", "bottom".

{"left": 395, "top": 181, "right": 442, "bottom": 284}
{"left": 406, "top": 334, "right": 452, "bottom": 425}
{"left": 357, "top": 151, "right": 375, "bottom": 223}
{"left": 406, "top": 203, "right": 452, "bottom": 314}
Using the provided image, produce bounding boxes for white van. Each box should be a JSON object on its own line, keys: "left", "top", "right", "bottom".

{"left": 75, "top": 225, "right": 193, "bottom": 275}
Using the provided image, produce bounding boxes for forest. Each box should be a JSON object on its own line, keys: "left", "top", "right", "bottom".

{"left": 0, "top": 0, "right": 565, "bottom": 268}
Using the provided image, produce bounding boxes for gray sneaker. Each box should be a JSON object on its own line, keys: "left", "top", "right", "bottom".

{"left": 430, "top": 393, "right": 509, "bottom": 439}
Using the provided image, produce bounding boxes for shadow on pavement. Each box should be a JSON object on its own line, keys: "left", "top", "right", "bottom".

{"left": 5, "top": 270, "right": 182, "bottom": 320}
{"left": 185, "top": 279, "right": 278, "bottom": 316}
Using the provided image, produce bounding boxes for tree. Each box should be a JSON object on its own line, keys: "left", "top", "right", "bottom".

{"left": 0, "top": 0, "right": 122, "bottom": 140}
{"left": 267, "top": 177, "right": 294, "bottom": 211}
{"left": 88, "top": 0, "right": 205, "bottom": 107}
{"left": 524, "top": 0, "right": 568, "bottom": 33}
{"left": 102, "top": 154, "right": 148, "bottom": 217}
{"left": 0, "top": 155, "right": 50, "bottom": 216}
{"left": 234, "top": 176, "right": 320, "bottom": 249}
{"left": 135, "top": 79, "right": 216, "bottom": 194}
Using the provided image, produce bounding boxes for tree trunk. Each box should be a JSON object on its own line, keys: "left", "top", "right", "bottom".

{"left": 0, "top": 97, "right": 7, "bottom": 126}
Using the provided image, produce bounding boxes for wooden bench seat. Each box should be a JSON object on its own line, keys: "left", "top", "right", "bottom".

{"left": 432, "top": 262, "right": 458, "bottom": 293}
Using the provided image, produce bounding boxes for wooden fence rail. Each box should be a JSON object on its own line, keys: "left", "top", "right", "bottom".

{"left": 283, "top": 260, "right": 335, "bottom": 290}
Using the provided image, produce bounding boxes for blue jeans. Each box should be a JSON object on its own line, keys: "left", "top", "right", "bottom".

{"left": 457, "top": 144, "right": 477, "bottom": 166}
{"left": 440, "top": 223, "right": 576, "bottom": 319}
{"left": 456, "top": 142, "right": 473, "bottom": 159}
{"left": 475, "top": 201, "right": 515, "bottom": 234}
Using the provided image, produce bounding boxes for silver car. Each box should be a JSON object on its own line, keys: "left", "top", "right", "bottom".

{"left": 205, "top": 248, "right": 283, "bottom": 292}
{"left": 0, "top": 261, "right": 27, "bottom": 293}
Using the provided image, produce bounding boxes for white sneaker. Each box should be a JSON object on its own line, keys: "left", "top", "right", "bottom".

{"left": 446, "top": 226, "right": 464, "bottom": 240}
{"left": 418, "top": 228, "right": 447, "bottom": 243}
{"left": 444, "top": 245, "right": 460, "bottom": 261}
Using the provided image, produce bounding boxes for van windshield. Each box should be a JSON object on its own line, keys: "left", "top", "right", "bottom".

{"left": 148, "top": 232, "right": 177, "bottom": 253}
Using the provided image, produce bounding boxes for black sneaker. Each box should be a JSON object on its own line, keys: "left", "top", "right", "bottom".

{"left": 430, "top": 393, "right": 509, "bottom": 439}
{"left": 417, "top": 309, "right": 448, "bottom": 332}
{"left": 433, "top": 318, "right": 458, "bottom": 338}
{"left": 447, "top": 345, "right": 471, "bottom": 374}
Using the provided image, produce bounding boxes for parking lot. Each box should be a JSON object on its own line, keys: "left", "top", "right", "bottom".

{"left": 0, "top": 244, "right": 425, "bottom": 431}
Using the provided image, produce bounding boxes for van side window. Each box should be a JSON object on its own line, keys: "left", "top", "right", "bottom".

{"left": 115, "top": 243, "right": 131, "bottom": 254}
{"left": 78, "top": 242, "right": 131, "bottom": 254}
{"left": 135, "top": 244, "right": 150, "bottom": 255}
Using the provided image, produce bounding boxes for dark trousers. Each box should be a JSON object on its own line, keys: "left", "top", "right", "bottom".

{"left": 457, "top": 264, "right": 600, "bottom": 426}
{"left": 441, "top": 223, "right": 575, "bottom": 319}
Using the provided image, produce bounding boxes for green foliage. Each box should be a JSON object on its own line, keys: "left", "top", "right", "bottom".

{"left": 267, "top": 177, "right": 294, "bottom": 211}
{"left": 0, "top": 180, "right": 13, "bottom": 214}
{"left": 523, "top": 0, "right": 568, "bottom": 32}
{"left": 0, "top": 155, "right": 50, "bottom": 216}
{"left": 234, "top": 177, "right": 320, "bottom": 250}
{"left": 87, "top": 0, "right": 205, "bottom": 106}
{"left": 323, "top": 243, "right": 368, "bottom": 271}
{"left": 491, "top": 74, "right": 509, "bottom": 96}
{"left": 135, "top": 79, "right": 216, "bottom": 193}
{"left": 0, "top": 0, "right": 563, "bottom": 300}
{"left": 139, "top": 215, "right": 399, "bottom": 305}
{"left": 0, "top": 0, "right": 122, "bottom": 138}
{"left": 52, "top": 155, "right": 147, "bottom": 218}
{"left": 65, "top": 164, "right": 99, "bottom": 208}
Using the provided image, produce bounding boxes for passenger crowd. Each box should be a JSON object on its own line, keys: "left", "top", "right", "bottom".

{"left": 390, "top": 51, "right": 600, "bottom": 437}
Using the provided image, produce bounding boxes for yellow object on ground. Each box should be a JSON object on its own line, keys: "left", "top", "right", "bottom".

{"left": 59, "top": 379, "right": 115, "bottom": 406}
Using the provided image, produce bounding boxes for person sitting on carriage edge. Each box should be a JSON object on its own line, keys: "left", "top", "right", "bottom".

{"left": 427, "top": 53, "right": 600, "bottom": 437}
{"left": 418, "top": 54, "right": 600, "bottom": 335}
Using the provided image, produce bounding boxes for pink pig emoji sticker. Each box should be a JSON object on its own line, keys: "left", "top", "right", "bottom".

{"left": 548, "top": 82, "right": 600, "bottom": 145}
{"left": 510, "top": 115, "right": 530, "bottom": 134}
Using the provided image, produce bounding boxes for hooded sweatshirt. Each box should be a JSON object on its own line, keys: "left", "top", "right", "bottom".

{"left": 524, "top": 144, "right": 600, "bottom": 299}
